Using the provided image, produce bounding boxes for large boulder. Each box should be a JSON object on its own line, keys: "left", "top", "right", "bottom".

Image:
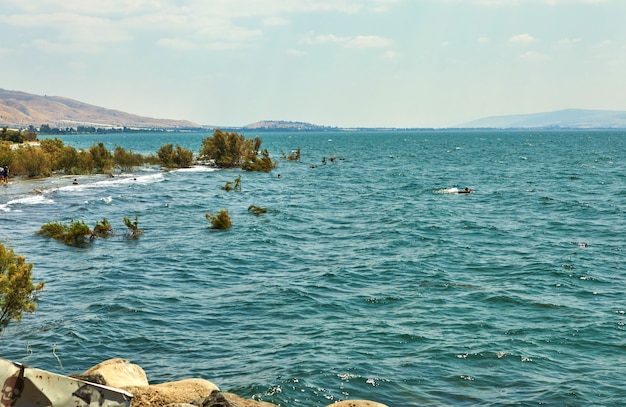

{"left": 82, "top": 358, "right": 149, "bottom": 387}
{"left": 222, "top": 392, "right": 278, "bottom": 407}
{"left": 164, "top": 390, "right": 278, "bottom": 407}
{"left": 122, "top": 378, "right": 220, "bottom": 407}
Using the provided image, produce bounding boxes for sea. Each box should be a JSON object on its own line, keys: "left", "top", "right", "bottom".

{"left": 1, "top": 130, "right": 625, "bottom": 406}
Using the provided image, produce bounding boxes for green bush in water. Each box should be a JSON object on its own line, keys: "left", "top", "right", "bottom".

{"left": 206, "top": 209, "right": 232, "bottom": 230}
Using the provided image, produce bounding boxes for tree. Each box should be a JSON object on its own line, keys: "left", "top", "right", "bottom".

{"left": 113, "top": 146, "right": 144, "bottom": 171}
{"left": 157, "top": 144, "right": 194, "bottom": 168}
{"left": 89, "top": 142, "right": 113, "bottom": 172}
{"left": 199, "top": 130, "right": 274, "bottom": 171}
{"left": 13, "top": 145, "right": 51, "bottom": 177}
{"left": 241, "top": 148, "right": 276, "bottom": 172}
{"left": 173, "top": 145, "right": 194, "bottom": 168}
{"left": 0, "top": 243, "right": 44, "bottom": 333}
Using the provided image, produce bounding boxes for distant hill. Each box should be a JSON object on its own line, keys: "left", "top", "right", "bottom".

{"left": 243, "top": 120, "right": 335, "bottom": 131}
{"left": 458, "top": 109, "right": 626, "bottom": 129}
{"left": 0, "top": 89, "right": 201, "bottom": 130}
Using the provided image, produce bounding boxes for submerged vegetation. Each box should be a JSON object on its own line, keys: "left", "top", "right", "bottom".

{"left": 199, "top": 129, "right": 277, "bottom": 172}
{"left": 248, "top": 205, "right": 268, "bottom": 216}
{"left": 281, "top": 147, "right": 301, "bottom": 161}
{"left": 206, "top": 209, "right": 232, "bottom": 230}
{"left": 92, "top": 218, "right": 114, "bottom": 238}
{"left": 221, "top": 175, "right": 242, "bottom": 192}
{"left": 37, "top": 219, "right": 93, "bottom": 245}
{"left": 0, "top": 243, "right": 44, "bottom": 333}
{"left": 36, "top": 216, "right": 142, "bottom": 245}
{"left": 123, "top": 215, "right": 144, "bottom": 239}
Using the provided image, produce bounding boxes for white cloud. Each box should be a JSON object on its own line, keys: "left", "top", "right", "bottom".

{"left": 558, "top": 37, "right": 581, "bottom": 45}
{"left": 156, "top": 38, "right": 197, "bottom": 51}
{"left": 472, "top": 0, "right": 606, "bottom": 5}
{"left": 0, "top": 0, "right": 396, "bottom": 55}
{"left": 382, "top": 50, "right": 401, "bottom": 59}
{"left": 518, "top": 51, "right": 550, "bottom": 61}
{"left": 509, "top": 33, "right": 536, "bottom": 44}
{"left": 346, "top": 35, "right": 393, "bottom": 49}
{"left": 263, "top": 16, "right": 291, "bottom": 26}
{"left": 301, "top": 33, "right": 392, "bottom": 49}
{"left": 287, "top": 49, "right": 308, "bottom": 56}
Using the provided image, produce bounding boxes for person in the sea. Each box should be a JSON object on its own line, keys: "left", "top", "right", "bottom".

{"left": 3, "top": 165, "right": 8, "bottom": 184}
{"left": 458, "top": 187, "right": 473, "bottom": 194}
{"left": 72, "top": 179, "right": 79, "bottom": 185}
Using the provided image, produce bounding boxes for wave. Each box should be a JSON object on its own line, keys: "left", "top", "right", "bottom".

{"left": 0, "top": 194, "right": 55, "bottom": 212}
{"left": 435, "top": 187, "right": 460, "bottom": 194}
{"left": 171, "top": 165, "right": 218, "bottom": 173}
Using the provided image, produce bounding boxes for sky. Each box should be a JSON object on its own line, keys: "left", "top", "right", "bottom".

{"left": 1, "top": 0, "right": 625, "bottom": 128}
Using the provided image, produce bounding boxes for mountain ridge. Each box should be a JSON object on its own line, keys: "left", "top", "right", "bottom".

{"left": 0, "top": 89, "right": 202, "bottom": 130}
{"left": 3, "top": 89, "right": 626, "bottom": 130}
{"left": 457, "top": 108, "right": 626, "bottom": 129}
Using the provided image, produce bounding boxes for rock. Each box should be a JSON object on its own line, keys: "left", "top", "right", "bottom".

{"left": 83, "top": 358, "right": 149, "bottom": 388}
{"left": 222, "top": 392, "right": 278, "bottom": 407}
{"left": 325, "top": 401, "right": 389, "bottom": 407}
{"left": 68, "top": 373, "right": 107, "bottom": 385}
{"left": 122, "top": 378, "right": 220, "bottom": 407}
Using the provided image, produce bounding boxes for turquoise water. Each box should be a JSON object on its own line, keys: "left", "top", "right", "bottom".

{"left": 1, "top": 130, "right": 625, "bottom": 406}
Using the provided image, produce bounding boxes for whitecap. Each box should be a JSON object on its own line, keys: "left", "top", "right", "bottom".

{"left": 0, "top": 194, "right": 55, "bottom": 212}
{"left": 434, "top": 187, "right": 459, "bottom": 194}
{"left": 171, "top": 165, "right": 218, "bottom": 173}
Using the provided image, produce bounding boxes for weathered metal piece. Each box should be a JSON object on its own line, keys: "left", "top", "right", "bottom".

{"left": 0, "top": 358, "right": 132, "bottom": 407}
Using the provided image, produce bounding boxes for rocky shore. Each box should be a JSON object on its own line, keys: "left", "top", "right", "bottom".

{"left": 72, "top": 358, "right": 388, "bottom": 407}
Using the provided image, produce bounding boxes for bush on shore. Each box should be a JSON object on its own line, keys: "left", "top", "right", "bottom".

{"left": 1, "top": 129, "right": 276, "bottom": 179}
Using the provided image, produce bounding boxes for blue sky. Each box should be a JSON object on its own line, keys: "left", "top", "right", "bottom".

{"left": 1, "top": 0, "right": 624, "bottom": 128}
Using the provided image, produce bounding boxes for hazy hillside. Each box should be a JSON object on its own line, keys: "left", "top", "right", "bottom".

{"left": 243, "top": 120, "right": 334, "bottom": 131}
{"left": 458, "top": 109, "right": 626, "bottom": 129}
{"left": 0, "top": 89, "right": 201, "bottom": 129}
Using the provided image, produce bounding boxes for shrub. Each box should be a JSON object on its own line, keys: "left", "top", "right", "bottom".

{"left": 92, "top": 218, "right": 114, "bottom": 238}
{"left": 241, "top": 149, "right": 276, "bottom": 172}
{"left": 248, "top": 205, "right": 268, "bottom": 216}
{"left": 65, "top": 220, "right": 92, "bottom": 245}
{"left": 113, "top": 146, "right": 144, "bottom": 171}
{"left": 206, "top": 209, "right": 232, "bottom": 230}
{"left": 37, "top": 219, "right": 93, "bottom": 246}
{"left": 37, "top": 221, "right": 67, "bottom": 240}
{"left": 123, "top": 215, "right": 143, "bottom": 239}
{"left": 13, "top": 145, "right": 51, "bottom": 177}
{"left": 89, "top": 142, "right": 113, "bottom": 172}
{"left": 0, "top": 243, "right": 44, "bottom": 333}
{"left": 157, "top": 144, "right": 194, "bottom": 168}
{"left": 282, "top": 148, "right": 301, "bottom": 161}
{"left": 221, "top": 175, "right": 241, "bottom": 192}
{"left": 199, "top": 130, "right": 275, "bottom": 171}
